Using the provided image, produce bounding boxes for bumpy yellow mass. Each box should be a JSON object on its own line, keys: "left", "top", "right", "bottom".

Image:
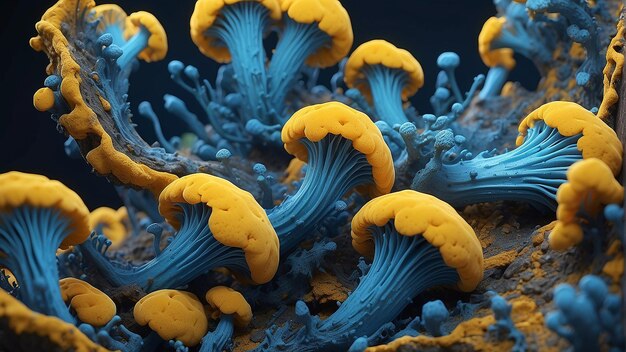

{"left": 59, "top": 278, "right": 116, "bottom": 327}
{"left": 205, "top": 286, "right": 253, "bottom": 327}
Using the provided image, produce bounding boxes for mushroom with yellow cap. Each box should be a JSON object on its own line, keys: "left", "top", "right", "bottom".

{"left": 79, "top": 173, "right": 280, "bottom": 291}
{"left": 59, "top": 277, "right": 116, "bottom": 327}
{"left": 269, "top": 101, "right": 395, "bottom": 256}
{"left": 412, "top": 101, "right": 623, "bottom": 211}
{"left": 190, "top": 0, "right": 281, "bottom": 123}
{"left": 134, "top": 290, "right": 208, "bottom": 347}
{"left": 88, "top": 206, "right": 128, "bottom": 248}
{"left": 268, "top": 0, "right": 353, "bottom": 117}
{"left": 199, "top": 286, "right": 252, "bottom": 352}
{"left": 344, "top": 40, "right": 423, "bottom": 126}
{"left": 0, "top": 171, "right": 90, "bottom": 323}
{"left": 549, "top": 158, "right": 624, "bottom": 251}
{"left": 258, "top": 190, "right": 483, "bottom": 351}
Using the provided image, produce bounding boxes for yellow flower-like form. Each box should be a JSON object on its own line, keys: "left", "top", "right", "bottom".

{"left": 280, "top": 0, "right": 353, "bottom": 68}
{"left": 190, "top": 0, "right": 282, "bottom": 63}
{"left": 478, "top": 17, "right": 516, "bottom": 70}
{"left": 281, "top": 102, "right": 395, "bottom": 197}
{"left": 134, "top": 290, "right": 208, "bottom": 346}
{"left": 549, "top": 158, "right": 624, "bottom": 250}
{"left": 351, "top": 190, "right": 484, "bottom": 292}
{"left": 123, "top": 11, "right": 168, "bottom": 62}
{"left": 344, "top": 40, "right": 424, "bottom": 103}
{"left": 516, "top": 101, "right": 623, "bottom": 175}
{"left": 0, "top": 290, "right": 111, "bottom": 352}
{"left": 59, "top": 278, "right": 116, "bottom": 327}
{"left": 89, "top": 207, "right": 128, "bottom": 247}
{"left": 159, "top": 174, "right": 280, "bottom": 284}
{"left": 205, "top": 286, "right": 252, "bottom": 327}
{"left": 0, "top": 172, "right": 90, "bottom": 249}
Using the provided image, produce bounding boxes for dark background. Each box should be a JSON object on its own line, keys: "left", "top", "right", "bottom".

{"left": 0, "top": 0, "right": 540, "bottom": 209}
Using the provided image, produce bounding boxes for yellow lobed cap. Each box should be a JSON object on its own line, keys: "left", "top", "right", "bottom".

{"left": 59, "top": 278, "right": 116, "bottom": 327}
{"left": 205, "top": 286, "right": 252, "bottom": 327}
{"left": 478, "top": 17, "right": 516, "bottom": 70}
{"left": 90, "top": 4, "right": 127, "bottom": 34}
{"left": 124, "top": 11, "right": 168, "bottom": 62}
{"left": 88, "top": 207, "right": 128, "bottom": 247}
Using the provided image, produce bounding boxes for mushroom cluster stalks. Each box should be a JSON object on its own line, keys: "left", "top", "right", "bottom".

{"left": 412, "top": 101, "right": 622, "bottom": 211}
{"left": 258, "top": 190, "right": 483, "bottom": 351}
{"left": 268, "top": 102, "right": 394, "bottom": 256}
{"left": 199, "top": 286, "right": 252, "bottom": 352}
{"left": 0, "top": 172, "right": 91, "bottom": 324}
{"left": 80, "top": 174, "right": 279, "bottom": 292}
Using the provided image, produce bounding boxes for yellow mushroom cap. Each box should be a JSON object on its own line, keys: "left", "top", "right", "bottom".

{"left": 123, "top": 11, "right": 168, "bottom": 62}
{"left": 549, "top": 158, "right": 624, "bottom": 250}
{"left": 344, "top": 40, "right": 424, "bottom": 102}
{"left": 190, "top": 0, "right": 282, "bottom": 63}
{"left": 88, "top": 207, "right": 128, "bottom": 247}
{"left": 33, "top": 87, "right": 56, "bottom": 112}
{"left": 280, "top": 0, "right": 353, "bottom": 68}
{"left": 0, "top": 172, "right": 90, "bottom": 249}
{"left": 478, "top": 17, "right": 516, "bottom": 70}
{"left": 205, "top": 286, "right": 252, "bottom": 327}
{"left": 158, "top": 174, "right": 279, "bottom": 284}
{"left": 59, "top": 278, "right": 116, "bottom": 327}
{"left": 281, "top": 102, "right": 395, "bottom": 197}
{"left": 516, "top": 101, "right": 623, "bottom": 175}
{"left": 134, "top": 290, "right": 208, "bottom": 346}
{"left": 351, "top": 190, "right": 484, "bottom": 292}
{"left": 90, "top": 4, "right": 128, "bottom": 34}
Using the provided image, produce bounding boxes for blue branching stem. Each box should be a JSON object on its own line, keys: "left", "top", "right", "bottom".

{"left": 362, "top": 65, "right": 409, "bottom": 126}
{"left": 199, "top": 314, "right": 234, "bottom": 352}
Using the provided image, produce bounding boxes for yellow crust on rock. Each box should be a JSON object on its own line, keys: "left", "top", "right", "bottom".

{"left": 0, "top": 289, "right": 111, "bottom": 352}
{"left": 190, "top": 0, "right": 281, "bottom": 63}
{"left": 281, "top": 102, "right": 395, "bottom": 197}
{"left": 30, "top": 0, "right": 178, "bottom": 196}
{"left": 134, "top": 290, "right": 208, "bottom": 346}
{"left": 344, "top": 40, "right": 424, "bottom": 102}
{"left": 351, "top": 190, "right": 484, "bottom": 292}
{"left": 478, "top": 17, "right": 516, "bottom": 70}
{"left": 124, "top": 11, "right": 168, "bottom": 62}
{"left": 549, "top": 158, "right": 624, "bottom": 250}
{"left": 516, "top": 101, "right": 623, "bottom": 176}
{"left": 598, "top": 17, "right": 625, "bottom": 120}
{"left": 0, "top": 172, "right": 90, "bottom": 249}
{"left": 280, "top": 0, "right": 353, "bottom": 67}
{"left": 205, "top": 286, "right": 252, "bottom": 327}
{"left": 59, "top": 277, "right": 116, "bottom": 327}
{"left": 89, "top": 206, "right": 128, "bottom": 247}
{"left": 158, "top": 174, "right": 279, "bottom": 284}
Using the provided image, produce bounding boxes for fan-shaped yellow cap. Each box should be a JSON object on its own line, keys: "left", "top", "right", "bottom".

{"left": 549, "top": 158, "right": 624, "bottom": 250}
{"left": 205, "top": 286, "right": 252, "bottom": 327}
{"left": 344, "top": 40, "right": 424, "bottom": 103}
{"left": 190, "top": 0, "right": 281, "bottom": 63}
{"left": 90, "top": 4, "right": 127, "bottom": 34}
{"left": 134, "top": 290, "right": 208, "bottom": 346}
{"left": 478, "top": 17, "right": 516, "bottom": 70}
{"left": 351, "top": 190, "right": 484, "bottom": 292}
{"left": 158, "top": 174, "right": 279, "bottom": 284}
{"left": 59, "top": 278, "right": 116, "bottom": 327}
{"left": 516, "top": 101, "right": 623, "bottom": 175}
{"left": 123, "top": 11, "right": 168, "bottom": 62}
{"left": 0, "top": 172, "right": 90, "bottom": 249}
{"left": 281, "top": 102, "right": 395, "bottom": 197}
{"left": 88, "top": 207, "right": 128, "bottom": 247}
{"left": 280, "top": 0, "right": 353, "bottom": 67}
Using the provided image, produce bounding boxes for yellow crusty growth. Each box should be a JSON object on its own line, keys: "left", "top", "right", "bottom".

{"left": 134, "top": 290, "right": 208, "bottom": 346}
{"left": 0, "top": 172, "right": 90, "bottom": 249}
{"left": 281, "top": 102, "right": 395, "bottom": 197}
{"left": 0, "top": 290, "right": 111, "bottom": 352}
{"left": 280, "top": 0, "right": 353, "bottom": 67}
{"left": 516, "top": 101, "right": 623, "bottom": 176}
{"left": 478, "top": 17, "right": 516, "bottom": 70}
{"left": 158, "top": 174, "right": 280, "bottom": 284}
{"left": 89, "top": 206, "right": 128, "bottom": 247}
{"left": 344, "top": 40, "right": 424, "bottom": 103}
{"left": 59, "top": 278, "right": 116, "bottom": 327}
{"left": 190, "top": 0, "right": 281, "bottom": 63}
{"left": 549, "top": 158, "right": 624, "bottom": 250}
{"left": 33, "top": 87, "right": 56, "bottom": 112}
{"left": 205, "top": 286, "right": 253, "bottom": 327}
{"left": 351, "top": 190, "right": 484, "bottom": 292}
{"left": 30, "top": 0, "right": 178, "bottom": 196}
{"left": 124, "top": 11, "right": 168, "bottom": 62}
{"left": 598, "top": 17, "right": 624, "bottom": 120}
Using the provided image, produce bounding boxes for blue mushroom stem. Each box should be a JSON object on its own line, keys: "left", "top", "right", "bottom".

{"left": 479, "top": 66, "right": 509, "bottom": 100}
{"left": 267, "top": 135, "right": 373, "bottom": 257}
{"left": 208, "top": 2, "right": 272, "bottom": 123}
{"left": 199, "top": 314, "right": 235, "bottom": 352}
{"left": 79, "top": 204, "right": 249, "bottom": 292}
{"left": 412, "top": 121, "right": 582, "bottom": 211}
{"left": 0, "top": 207, "right": 74, "bottom": 323}
{"left": 117, "top": 26, "right": 150, "bottom": 70}
{"left": 362, "top": 65, "right": 410, "bottom": 126}
{"left": 268, "top": 19, "right": 330, "bottom": 118}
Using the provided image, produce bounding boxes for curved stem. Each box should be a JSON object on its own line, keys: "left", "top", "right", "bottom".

{"left": 479, "top": 66, "right": 509, "bottom": 99}
{"left": 199, "top": 315, "right": 234, "bottom": 352}
{"left": 364, "top": 65, "right": 409, "bottom": 126}
{"left": 117, "top": 27, "right": 150, "bottom": 70}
